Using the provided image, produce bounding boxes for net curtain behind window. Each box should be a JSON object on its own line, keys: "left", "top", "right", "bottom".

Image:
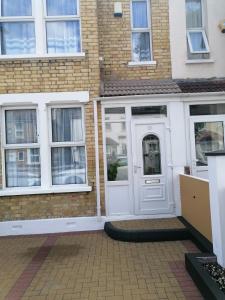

{"left": 132, "top": 1, "right": 148, "bottom": 28}
{"left": 51, "top": 108, "right": 83, "bottom": 142}
{"left": 1, "top": 0, "right": 32, "bottom": 16}
{"left": 186, "top": 0, "right": 202, "bottom": 28}
{"left": 46, "top": 0, "right": 78, "bottom": 15}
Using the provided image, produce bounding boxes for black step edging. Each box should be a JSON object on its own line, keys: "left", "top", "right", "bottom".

{"left": 104, "top": 221, "right": 191, "bottom": 243}
{"left": 178, "top": 216, "right": 213, "bottom": 254}
{"left": 185, "top": 253, "right": 225, "bottom": 300}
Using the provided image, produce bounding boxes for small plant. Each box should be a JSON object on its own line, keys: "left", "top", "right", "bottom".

{"left": 108, "top": 162, "right": 119, "bottom": 181}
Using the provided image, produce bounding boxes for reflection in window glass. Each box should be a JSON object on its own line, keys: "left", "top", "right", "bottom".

{"left": 195, "top": 122, "right": 225, "bottom": 166}
{"left": 5, "top": 109, "right": 37, "bottom": 144}
{"left": 106, "top": 122, "right": 128, "bottom": 181}
{"left": 105, "top": 107, "right": 125, "bottom": 121}
{"left": 5, "top": 149, "right": 41, "bottom": 187}
{"left": 132, "top": 32, "right": 151, "bottom": 62}
{"left": 51, "top": 146, "right": 86, "bottom": 185}
{"left": 51, "top": 107, "right": 83, "bottom": 142}
{"left": 142, "top": 134, "right": 161, "bottom": 175}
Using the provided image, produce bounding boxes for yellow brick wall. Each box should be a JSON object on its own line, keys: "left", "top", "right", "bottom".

{"left": 97, "top": 0, "right": 172, "bottom": 80}
{"left": 0, "top": 0, "right": 101, "bottom": 221}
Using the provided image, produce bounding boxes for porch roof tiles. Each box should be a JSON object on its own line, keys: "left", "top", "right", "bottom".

{"left": 101, "top": 78, "right": 225, "bottom": 97}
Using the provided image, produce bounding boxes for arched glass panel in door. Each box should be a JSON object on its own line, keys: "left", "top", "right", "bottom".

{"left": 142, "top": 134, "right": 161, "bottom": 175}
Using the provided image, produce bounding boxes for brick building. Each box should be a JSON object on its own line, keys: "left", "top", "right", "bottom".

{"left": 0, "top": 0, "right": 225, "bottom": 235}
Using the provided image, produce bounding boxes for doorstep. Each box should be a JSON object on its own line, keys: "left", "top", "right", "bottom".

{"left": 104, "top": 217, "right": 191, "bottom": 242}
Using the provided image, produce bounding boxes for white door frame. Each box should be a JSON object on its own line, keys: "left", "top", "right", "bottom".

{"left": 102, "top": 101, "right": 175, "bottom": 218}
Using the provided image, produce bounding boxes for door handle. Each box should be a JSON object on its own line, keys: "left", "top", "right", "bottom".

{"left": 134, "top": 165, "right": 141, "bottom": 173}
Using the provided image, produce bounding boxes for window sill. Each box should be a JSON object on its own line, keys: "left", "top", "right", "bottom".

{"left": 0, "top": 185, "right": 92, "bottom": 196}
{"left": 0, "top": 52, "right": 86, "bottom": 61}
{"left": 128, "top": 61, "right": 157, "bottom": 67}
{"left": 185, "top": 59, "right": 215, "bottom": 64}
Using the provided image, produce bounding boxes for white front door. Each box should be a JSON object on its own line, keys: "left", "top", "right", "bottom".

{"left": 132, "top": 121, "right": 172, "bottom": 215}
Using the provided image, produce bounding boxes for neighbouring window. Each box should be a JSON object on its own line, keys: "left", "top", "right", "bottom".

{"left": 105, "top": 107, "right": 128, "bottom": 181}
{"left": 131, "top": 0, "right": 152, "bottom": 62}
{"left": 45, "top": 0, "right": 81, "bottom": 54}
{"left": 4, "top": 109, "right": 41, "bottom": 187}
{"left": 186, "top": 0, "right": 210, "bottom": 59}
{"left": 50, "top": 107, "right": 86, "bottom": 185}
{"left": 142, "top": 134, "right": 161, "bottom": 175}
{"left": 194, "top": 122, "right": 225, "bottom": 166}
{"left": 0, "top": 0, "right": 36, "bottom": 55}
{"left": 0, "top": 0, "right": 82, "bottom": 56}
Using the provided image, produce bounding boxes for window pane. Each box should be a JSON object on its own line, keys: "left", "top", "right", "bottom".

{"left": 51, "top": 108, "right": 83, "bottom": 142}
{"left": 46, "top": 21, "right": 80, "bottom": 54}
{"left": 195, "top": 122, "right": 225, "bottom": 166}
{"left": 132, "top": 1, "right": 148, "bottom": 28}
{"left": 51, "top": 147, "right": 86, "bottom": 185}
{"left": 1, "top": 0, "right": 32, "bottom": 16}
{"left": 5, "top": 149, "right": 41, "bottom": 187}
{"left": 5, "top": 109, "right": 37, "bottom": 144}
{"left": 106, "top": 122, "right": 128, "bottom": 181}
{"left": 189, "top": 31, "right": 207, "bottom": 52}
{"left": 132, "top": 32, "right": 151, "bottom": 61}
{"left": 46, "top": 0, "right": 77, "bottom": 16}
{"left": 29, "top": 148, "right": 40, "bottom": 163}
{"left": 190, "top": 104, "right": 225, "bottom": 116}
{"left": 143, "top": 135, "right": 161, "bottom": 175}
{"left": 186, "top": 0, "right": 202, "bottom": 28}
{"left": 105, "top": 107, "right": 125, "bottom": 121}
{"left": 1, "top": 22, "right": 35, "bottom": 55}
{"left": 132, "top": 106, "right": 167, "bottom": 116}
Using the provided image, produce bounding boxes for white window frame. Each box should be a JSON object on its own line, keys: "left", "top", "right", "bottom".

{"left": 187, "top": 29, "right": 210, "bottom": 54}
{"left": 48, "top": 104, "right": 88, "bottom": 187}
{"left": 43, "top": 0, "right": 82, "bottom": 55}
{"left": 186, "top": 0, "right": 210, "bottom": 55}
{"left": 2, "top": 106, "right": 41, "bottom": 189}
{"left": 0, "top": 91, "right": 91, "bottom": 196}
{"left": 130, "top": 0, "right": 153, "bottom": 63}
{"left": 0, "top": 0, "right": 84, "bottom": 59}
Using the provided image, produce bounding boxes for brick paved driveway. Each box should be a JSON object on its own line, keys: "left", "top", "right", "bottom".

{"left": 0, "top": 231, "right": 203, "bottom": 300}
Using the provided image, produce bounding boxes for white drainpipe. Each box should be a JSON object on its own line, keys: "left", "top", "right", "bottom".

{"left": 93, "top": 99, "right": 101, "bottom": 219}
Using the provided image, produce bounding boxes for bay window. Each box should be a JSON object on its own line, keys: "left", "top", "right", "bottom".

{"left": 0, "top": 0, "right": 82, "bottom": 57}
{"left": 186, "top": 0, "right": 210, "bottom": 59}
{"left": 1, "top": 102, "right": 88, "bottom": 193}
{"left": 131, "top": 0, "right": 152, "bottom": 62}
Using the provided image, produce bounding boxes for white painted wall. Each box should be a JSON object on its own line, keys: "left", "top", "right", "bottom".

{"left": 208, "top": 154, "right": 225, "bottom": 268}
{"left": 169, "top": 0, "right": 225, "bottom": 79}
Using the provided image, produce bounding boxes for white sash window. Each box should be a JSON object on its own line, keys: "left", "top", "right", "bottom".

{"left": 186, "top": 0, "right": 210, "bottom": 56}
{"left": 0, "top": 0, "right": 82, "bottom": 58}
{"left": 131, "top": 0, "right": 152, "bottom": 62}
{"left": 0, "top": 91, "right": 90, "bottom": 195}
